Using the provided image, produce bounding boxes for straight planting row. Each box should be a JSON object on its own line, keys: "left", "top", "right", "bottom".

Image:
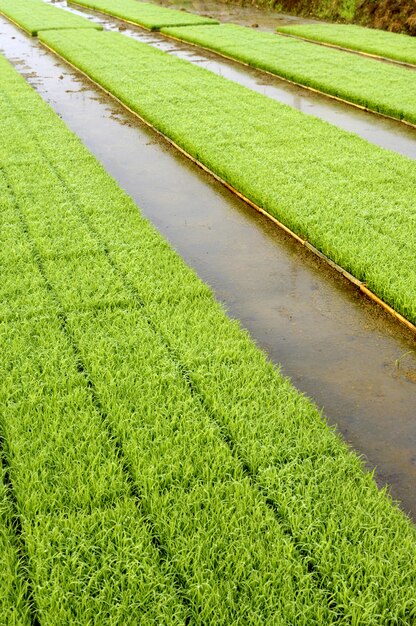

{"left": 70, "top": 0, "right": 218, "bottom": 29}
{"left": 0, "top": 0, "right": 216, "bottom": 36}
{"left": 1, "top": 50, "right": 416, "bottom": 623}
{"left": 161, "top": 23, "right": 416, "bottom": 125}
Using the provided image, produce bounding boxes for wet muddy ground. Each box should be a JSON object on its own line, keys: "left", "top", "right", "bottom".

{"left": 1, "top": 15, "right": 415, "bottom": 519}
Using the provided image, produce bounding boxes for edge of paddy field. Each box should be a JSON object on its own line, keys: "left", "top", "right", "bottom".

{"left": 1, "top": 39, "right": 416, "bottom": 623}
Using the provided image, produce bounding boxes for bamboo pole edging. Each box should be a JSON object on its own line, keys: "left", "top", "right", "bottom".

{"left": 38, "top": 40, "right": 416, "bottom": 337}
{"left": 0, "top": 11, "right": 34, "bottom": 35}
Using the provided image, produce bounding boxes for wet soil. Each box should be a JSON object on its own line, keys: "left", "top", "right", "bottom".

{"left": 1, "top": 17, "right": 415, "bottom": 520}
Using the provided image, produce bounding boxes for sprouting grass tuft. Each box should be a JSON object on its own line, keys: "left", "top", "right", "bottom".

{"left": 276, "top": 22, "right": 416, "bottom": 66}
{"left": 0, "top": 0, "right": 102, "bottom": 35}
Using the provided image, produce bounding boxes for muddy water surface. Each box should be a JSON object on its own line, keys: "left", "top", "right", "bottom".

{"left": 1, "top": 18, "right": 415, "bottom": 519}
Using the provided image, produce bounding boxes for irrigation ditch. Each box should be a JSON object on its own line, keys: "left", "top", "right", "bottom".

{"left": 1, "top": 14, "right": 415, "bottom": 519}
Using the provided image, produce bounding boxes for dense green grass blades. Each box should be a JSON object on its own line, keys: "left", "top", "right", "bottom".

{"left": 162, "top": 23, "right": 416, "bottom": 123}
{"left": 65, "top": 307, "right": 329, "bottom": 623}
{"left": 276, "top": 22, "right": 416, "bottom": 65}
{"left": 0, "top": 281, "right": 187, "bottom": 622}
{"left": 26, "top": 506, "right": 187, "bottom": 625}
{"left": 0, "top": 466, "right": 32, "bottom": 625}
{"left": 70, "top": 0, "right": 218, "bottom": 30}
{"left": 39, "top": 29, "right": 416, "bottom": 325}
{"left": 2, "top": 61, "right": 330, "bottom": 622}
{"left": 0, "top": 0, "right": 102, "bottom": 35}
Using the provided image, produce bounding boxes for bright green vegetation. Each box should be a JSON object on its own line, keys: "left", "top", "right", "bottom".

{"left": 161, "top": 23, "right": 416, "bottom": 124}
{"left": 40, "top": 28, "right": 416, "bottom": 326}
{"left": 0, "top": 0, "right": 102, "bottom": 35}
{"left": 1, "top": 42, "right": 416, "bottom": 623}
{"left": 1, "top": 52, "right": 332, "bottom": 623}
{"left": 276, "top": 22, "right": 416, "bottom": 65}
{"left": 0, "top": 466, "right": 32, "bottom": 625}
{"left": 69, "top": 0, "right": 218, "bottom": 30}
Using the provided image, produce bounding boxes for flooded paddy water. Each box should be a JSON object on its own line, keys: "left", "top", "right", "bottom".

{"left": 1, "top": 12, "right": 415, "bottom": 518}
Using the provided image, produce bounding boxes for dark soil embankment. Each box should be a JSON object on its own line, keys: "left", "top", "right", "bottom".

{"left": 234, "top": 0, "right": 416, "bottom": 34}
{"left": 356, "top": 0, "right": 416, "bottom": 35}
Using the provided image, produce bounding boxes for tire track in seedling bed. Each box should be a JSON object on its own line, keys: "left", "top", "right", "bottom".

{"left": 0, "top": 428, "right": 41, "bottom": 626}
{"left": 3, "top": 169, "right": 194, "bottom": 620}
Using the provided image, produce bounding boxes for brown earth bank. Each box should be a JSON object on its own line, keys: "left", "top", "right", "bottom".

{"left": 227, "top": 0, "right": 416, "bottom": 34}
{"left": 356, "top": 0, "right": 416, "bottom": 34}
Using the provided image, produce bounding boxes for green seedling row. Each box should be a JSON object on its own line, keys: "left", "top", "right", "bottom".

{"left": 0, "top": 315, "right": 188, "bottom": 624}
{"left": 161, "top": 23, "right": 416, "bottom": 124}
{"left": 0, "top": 0, "right": 102, "bottom": 35}
{"left": 70, "top": 0, "right": 218, "bottom": 30}
{"left": 0, "top": 463, "right": 32, "bottom": 625}
{"left": 39, "top": 28, "right": 416, "bottom": 327}
{"left": 2, "top": 168, "right": 331, "bottom": 626}
{"left": 0, "top": 51, "right": 334, "bottom": 625}
{"left": 0, "top": 166, "right": 188, "bottom": 622}
{"left": 276, "top": 22, "right": 416, "bottom": 66}
{"left": 2, "top": 44, "right": 416, "bottom": 622}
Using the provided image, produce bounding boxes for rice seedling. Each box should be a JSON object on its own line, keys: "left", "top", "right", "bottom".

{"left": 2, "top": 46, "right": 416, "bottom": 623}
{"left": 0, "top": 186, "right": 188, "bottom": 624}
{"left": 70, "top": 0, "right": 218, "bottom": 30}
{"left": 276, "top": 22, "right": 416, "bottom": 66}
{"left": 0, "top": 464, "right": 32, "bottom": 625}
{"left": 0, "top": 0, "right": 102, "bottom": 35}
{"left": 0, "top": 52, "right": 333, "bottom": 624}
{"left": 38, "top": 28, "right": 416, "bottom": 326}
{"left": 161, "top": 23, "right": 416, "bottom": 124}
